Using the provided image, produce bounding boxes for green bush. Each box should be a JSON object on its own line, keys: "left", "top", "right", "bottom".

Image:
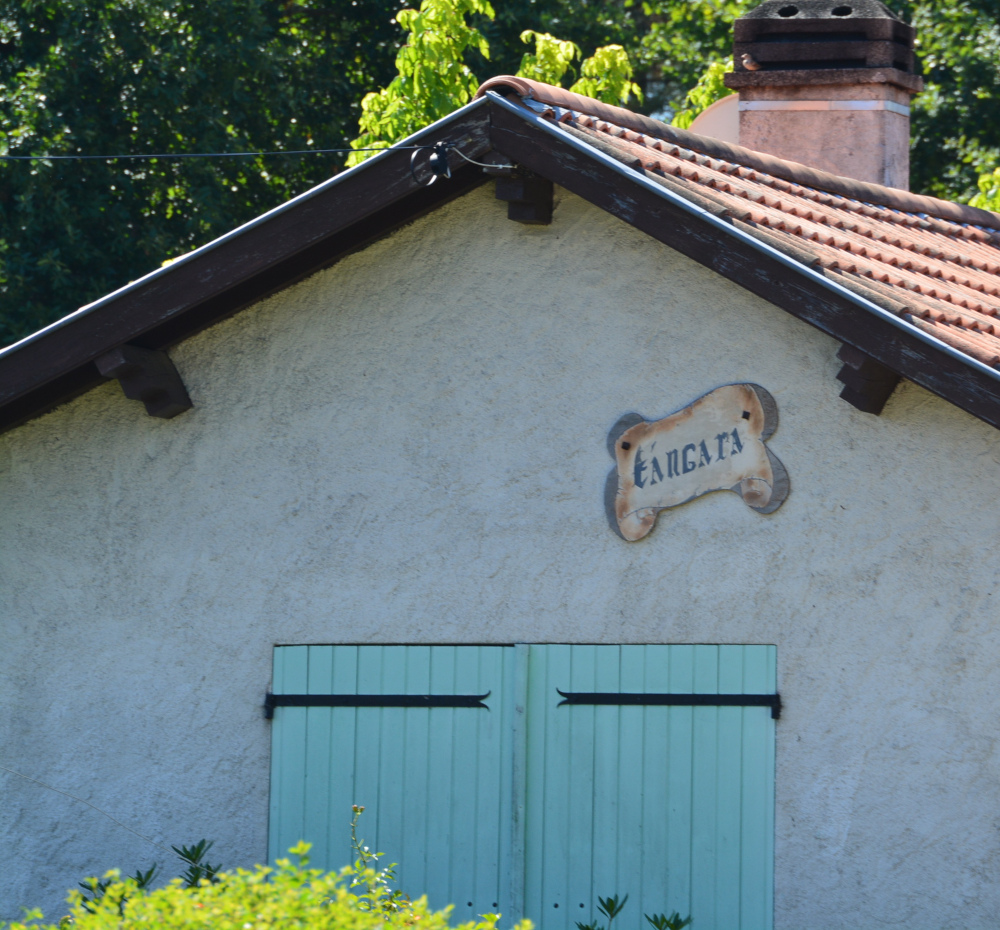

{"left": 6, "top": 841, "right": 532, "bottom": 930}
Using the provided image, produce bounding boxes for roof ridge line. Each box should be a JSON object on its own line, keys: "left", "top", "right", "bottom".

{"left": 475, "top": 75, "right": 1000, "bottom": 233}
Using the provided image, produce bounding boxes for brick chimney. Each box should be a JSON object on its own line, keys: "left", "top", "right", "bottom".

{"left": 724, "top": 0, "right": 922, "bottom": 189}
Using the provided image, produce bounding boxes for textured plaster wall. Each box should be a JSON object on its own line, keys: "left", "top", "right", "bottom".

{"left": 3, "top": 185, "right": 1000, "bottom": 928}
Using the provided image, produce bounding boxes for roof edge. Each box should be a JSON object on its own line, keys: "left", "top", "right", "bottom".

{"left": 0, "top": 100, "right": 495, "bottom": 435}
{"left": 485, "top": 90, "right": 1000, "bottom": 430}
{"left": 475, "top": 76, "right": 1000, "bottom": 232}
{"left": 0, "top": 96, "right": 492, "bottom": 363}
{"left": 487, "top": 89, "right": 1000, "bottom": 387}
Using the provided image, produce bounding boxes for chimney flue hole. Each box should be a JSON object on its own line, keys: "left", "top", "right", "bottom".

{"left": 778, "top": 4, "right": 799, "bottom": 15}
{"left": 832, "top": 4, "right": 853, "bottom": 15}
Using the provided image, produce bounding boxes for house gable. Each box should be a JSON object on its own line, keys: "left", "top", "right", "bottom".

{"left": 6, "top": 172, "right": 1000, "bottom": 927}
{"left": 7, "top": 76, "right": 1000, "bottom": 930}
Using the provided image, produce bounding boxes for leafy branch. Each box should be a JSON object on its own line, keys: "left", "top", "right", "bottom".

{"left": 348, "top": 0, "right": 641, "bottom": 164}
{"left": 344, "top": 803, "right": 411, "bottom": 914}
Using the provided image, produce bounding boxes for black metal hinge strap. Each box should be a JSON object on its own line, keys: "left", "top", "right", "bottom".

{"left": 264, "top": 692, "right": 490, "bottom": 719}
{"left": 556, "top": 690, "right": 782, "bottom": 719}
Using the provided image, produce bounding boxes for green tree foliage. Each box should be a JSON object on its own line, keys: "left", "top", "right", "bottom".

{"left": 0, "top": 0, "right": 406, "bottom": 345}
{"left": 516, "top": 30, "right": 582, "bottom": 86}
{"left": 902, "top": 0, "right": 1000, "bottom": 202}
{"left": 348, "top": 2, "right": 639, "bottom": 164}
{"left": 476, "top": 0, "right": 753, "bottom": 120}
{"left": 970, "top": 167, "right": 1000, "bottom": 212}
{"left": 347, "top": 0, "right": 494, "bottom": 165}
{"left": 634, "top": 0, "right": 753, "bottom": 116}
{"left": 570, "top": 44, "right": 642, "bottom": 107}
{"left": 670, "top": 58, "right": 733, "bottom": 129}
{"left": 514, "top": 32, "right": 640, "bottom": 104}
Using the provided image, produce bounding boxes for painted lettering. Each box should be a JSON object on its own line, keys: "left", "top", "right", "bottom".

{"left": 635, "top": 434, "right": 741, "bottom": 486}
{"left": 633, "top": 448, "right": 648, "bottom": 488}
{"left": 682, "top": 443, "right": 697, "bottom": 474}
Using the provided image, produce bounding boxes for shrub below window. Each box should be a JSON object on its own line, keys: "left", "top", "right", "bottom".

{"left": 6, "top": 840, "right": 531, "bottom": 930}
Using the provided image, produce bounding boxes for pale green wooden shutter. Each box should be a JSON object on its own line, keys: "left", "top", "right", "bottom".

{"left": 268, "top": 645, "right": 516, "bottom": 922}
{"left": 521, "top": 645, "right": 775, "bottom": 930}
{"left": 268, "top": 644, "right": 775, "bottom": 930}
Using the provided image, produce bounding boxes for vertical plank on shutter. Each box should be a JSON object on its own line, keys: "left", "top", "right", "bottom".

{"left": 740, "top": 646, "right": 776, "bottom": 930}
{"left": 764, "top": 647, "right": 776, "bottom": 930}
{"left": 546, "top": 645, "right": 574, "bottom": 925}
{"left": 616, "top": 646, "right": 646, "bottom": 908}
{"left": 427, "top": 647, "right": 458, "bottom": 910}
{"left": 667, "top": 646, "right": 695, "bottom": 919}
{"left": 268, "top": 646, "right": 309, "bottom": 863}
{"left": 590, "top": 645, "right": 622, "bottom": 926}
{"left": 691, "top": 645, "right": 720, "bottom": 930}
{"left": 509, "top": 644, "right": 530, "bottom": 926}
{"left": 480, "top": 647, "right": 515, "bottom": 921}
{"left": 266, "top": 648, "right": 283, "bottom": 864}
{"left": 304, "top": 646, "right": 334, "bottom": 868}
{"left": 641, "top": 647, "right": 671, "bottom": 923}
{"left": 400, "top": 646, "right": 432, "bottom": 895}
{"left": 375, "top": 646, "right": 408, "bottom": 897}
{"left": 329, "top": 645, "right": 359, "bottom": 870}
{"left": 522, "top": 644, "right": 549, "bottom": 927}
{"left": 566, "top": 645, "right": 597, "bottom": 925}
{"left": 450, "top": 647, "right": 480, "bottom": 922}
{"left": 476, "top": 643, "right": 512, "bottom": 922}
{"left": 715, "top": 646, "right": 745, "bottom": 930}
{"left": 351, "top": 645, "right": 383, "bottom": 853}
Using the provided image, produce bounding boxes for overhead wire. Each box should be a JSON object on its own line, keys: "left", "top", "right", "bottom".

{"left": 0, "top": 140, "right": 516, "bottom": 187}
{"left": 0, "top": 145, "right": 426, "bottom": 162}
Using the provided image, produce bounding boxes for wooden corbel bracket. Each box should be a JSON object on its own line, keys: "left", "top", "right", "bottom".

{"left": 95, "top": 344, "right": 193, "bottom": 419}
{"left": 494, "top": 173, "right": 553, "bottom": 225}
{"left": 836, "top": 343, "right": 900, "bottom": 415}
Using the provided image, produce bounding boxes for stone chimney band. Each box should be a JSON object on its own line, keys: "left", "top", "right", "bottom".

{"left": 738, "top": 99, "right": 910, "bottom": 115}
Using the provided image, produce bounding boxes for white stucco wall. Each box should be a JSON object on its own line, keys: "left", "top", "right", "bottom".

{"left": 3, "top": 184, "right": 1000, "bottom": 928}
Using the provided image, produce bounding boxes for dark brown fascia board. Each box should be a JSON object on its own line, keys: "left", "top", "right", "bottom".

{"left": 484, "top": 92, "right": 1000, "bottom": 432}
{"left": 0, "top": 100, "right": 494, "bottom": 435}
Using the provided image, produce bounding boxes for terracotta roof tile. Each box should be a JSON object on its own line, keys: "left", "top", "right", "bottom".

{"left": 476, "top": 77, "right": 1000, "bottom": 372}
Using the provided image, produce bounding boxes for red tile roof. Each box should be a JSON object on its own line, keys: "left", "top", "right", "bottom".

{"left": 478, "top": 77, "right": 1000, "bottom": 371}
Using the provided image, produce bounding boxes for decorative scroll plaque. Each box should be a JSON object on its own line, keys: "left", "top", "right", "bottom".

{"left": 605, "top": 383, "right": 789, "bottom": 541}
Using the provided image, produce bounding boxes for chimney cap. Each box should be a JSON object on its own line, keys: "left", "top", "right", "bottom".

{"left": 727, "top": 0, "right": 921, "bottom": 90}
{"left": 740, "top": 0, "right": 902, "bottom": 20}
